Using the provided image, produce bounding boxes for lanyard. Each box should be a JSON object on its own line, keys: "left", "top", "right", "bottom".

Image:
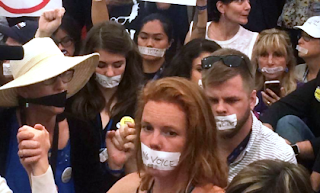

{"left": 227, "top": 130, "right": 252, "bottom": 165}
{"left": 303, "top": 67, "right": 309, "bottom": 82}
{"left": 97, "top": 113, "right": 113, "bottom": 148}
{"left": 49, "top": 123, "right": 59, "bottom": 177}
{"left": 152, "top": 63, "right": 166, "bottom": 80}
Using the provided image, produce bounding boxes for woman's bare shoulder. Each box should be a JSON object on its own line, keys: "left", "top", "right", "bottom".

{"left": 107, "top": 172, "right": 141, "bottom": 193}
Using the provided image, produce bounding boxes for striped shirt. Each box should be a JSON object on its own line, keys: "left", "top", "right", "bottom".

{"left": 228, "top": 113, "right": 297, "bottom": 182}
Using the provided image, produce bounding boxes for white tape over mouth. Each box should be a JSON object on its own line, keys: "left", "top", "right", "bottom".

{"left": 138, "top": 46, "right": 166, "bottom": 57}
{"left": 215, "top": 114, "right": 237, "bottom": 130}
{"left": 95, "top": 73, "right": 121, "bottom": 88}
{"left": 296, "top": 45, "right": 308, "bottom": 55}
{"left": 141, "top": 143, "right": 181, "bottom": 171}
{"left": 260, "top": 67, "right": 285, "bottom": 74}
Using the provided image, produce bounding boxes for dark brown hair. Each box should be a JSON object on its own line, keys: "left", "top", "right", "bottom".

{"left": 163, "top": 38, "right": 221, "bottom": 79}
{"left": 71, "top": 22, "right": 143, "bottom": 119}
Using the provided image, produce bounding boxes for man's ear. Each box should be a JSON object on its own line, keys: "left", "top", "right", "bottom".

{"left": 216, "top": 1, "right": 225, "bottom": 14}
{"left": 249, "top": 90, "right": 257, "bottom": 111}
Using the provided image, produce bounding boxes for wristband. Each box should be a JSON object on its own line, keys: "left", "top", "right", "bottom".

{"left": 197, "top": 5, "right": 207, "bottom": 11}
{"left": 291, "top": 144, "right": 300, "bottom": 156}
{"left": 106, "top": 162, "right": 125, "bottom": 174}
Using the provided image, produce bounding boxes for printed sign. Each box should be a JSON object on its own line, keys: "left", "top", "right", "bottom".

{"left": 0, "top": 0, "right": 62, "bottom": 17}
{"left": 141, "top": 0, "right": 196, "bottom": 6}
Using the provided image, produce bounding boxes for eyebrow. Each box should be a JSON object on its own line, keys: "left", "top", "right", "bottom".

{"left": 141, "top": 120, "right": 178, "bottom": 130}
{"left": 140, "top": 32, "right": 164, "bottom": 36}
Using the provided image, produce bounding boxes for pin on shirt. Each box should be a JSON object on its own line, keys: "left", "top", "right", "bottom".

{"left": 117, "top": 116, "right": 135, "bottom": 129}
{"left": 99, "top": 148, "right": 108, "bottom": 163}
{"left": 315, "top": 86, "right": 320, "bottom": 102}
{"left": 61, "top": 167, "right": 72, "bottom": 183}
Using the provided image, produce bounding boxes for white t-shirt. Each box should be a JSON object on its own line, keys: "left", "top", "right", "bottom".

{"left": 205, "top": 22, "right": 258, "bottom": 59}
{"left": 228, "top": 113, "right": 297, "bottom": 182}
{"left": 0, "top": 176, "right": 12, "bottom": 193}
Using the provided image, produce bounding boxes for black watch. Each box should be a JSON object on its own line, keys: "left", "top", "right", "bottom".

{"left": 291, "top": 144, "right": 300, "bottom": 156}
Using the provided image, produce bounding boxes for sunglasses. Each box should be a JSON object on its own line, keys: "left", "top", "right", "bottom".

{"left": 298, "top": 31, "right": 315, "bottom": 42}
{"left": 201, "top": 55, "right": 252, "bottom": 77}
{"left": 43, "top": 69, "right": 75, "bottom": 85}
{"left": 53, "top": 36, "right": 74, "bottom": 48}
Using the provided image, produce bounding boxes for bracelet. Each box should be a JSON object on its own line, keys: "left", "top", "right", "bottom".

{"left": 197, "top": 5, "right": 207, "bottom": 11}
{"left": 106, "top": 163, "right": 125, "bottom": 174}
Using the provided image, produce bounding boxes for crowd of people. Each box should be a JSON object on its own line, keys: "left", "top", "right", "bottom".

{"left": 0, "top": 0, "right": 320, "bottom": 193}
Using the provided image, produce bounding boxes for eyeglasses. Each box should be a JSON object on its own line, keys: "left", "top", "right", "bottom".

{"left": 201, "top": 55, "right": 252, "bottom": 77}
{"left": 53, "top": 36, "right": 74, "bottom": 48}
{"left": 298, "top": 32, "right": 315, "bottom": 42}
{"left": 43, "top": 69, "right": 75, "bottom": 85}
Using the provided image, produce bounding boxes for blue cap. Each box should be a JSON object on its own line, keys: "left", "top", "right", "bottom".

{"left": 0, "top": 20, "right": 38, "bottom": 44}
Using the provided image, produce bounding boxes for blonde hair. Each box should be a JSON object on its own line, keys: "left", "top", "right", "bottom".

{"left": 226, "top": 160, "right": 313, "bottom": 193}
{"left": 252, "top": 28, "right": 298, "bottom": 95}
{"left": 135, "top": 77, "right": 228, "bottom": 192}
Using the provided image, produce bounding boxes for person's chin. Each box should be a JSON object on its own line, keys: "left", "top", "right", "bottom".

{"left": 50, "top": 106, "right": 65, "bottom": 115}
{"left": 264, "top": 74, "right": 281, "bottom": 81}
{"left": 298, "top": 52, "right": 307, "bottom": 58}
{"left": 218, "top": 128, "right": 240, "bottom": 139}
{"left": 146, "top": 167, "right": 173, "bottom": 177}
{"left": 238, "top": 18, "right": 248, "bottom": 25}
{"left": 143, "top": 55, "right": 162, "bottom": 61}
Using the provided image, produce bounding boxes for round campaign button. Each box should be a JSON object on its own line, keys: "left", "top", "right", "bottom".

{"left": 120, "top": 116, "right": 134, "bottom": 127}
{"left": 315, "top": 87, "right": 320, "bottom": 102}
{"left": 61, "top": 167, "right": 72, "bottom": 183}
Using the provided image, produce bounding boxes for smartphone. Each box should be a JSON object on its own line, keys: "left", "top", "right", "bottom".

{"left": 264, "top": 80, "right": 281, "bottom": 96}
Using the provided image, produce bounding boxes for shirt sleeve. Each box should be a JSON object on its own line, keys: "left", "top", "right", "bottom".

{"left": 31, "top": 166, "right": 57, "bottom": 193}
{"left": 260, "top": 78, "right": 317, "bottom": 128}
{"left": 0, "top": 176, "right": 12, "bottom": 193}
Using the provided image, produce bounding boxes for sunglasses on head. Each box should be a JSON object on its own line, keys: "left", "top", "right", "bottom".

{"left": 201, "top": 55, "right": 252, "bottom": 77}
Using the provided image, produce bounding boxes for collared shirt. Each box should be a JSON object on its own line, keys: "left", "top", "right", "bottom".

{"left": 295, "top": 63, "right": 308, "bottom": 83}
{"left": 228, "top": 113, "right": 297, "bottom": 182}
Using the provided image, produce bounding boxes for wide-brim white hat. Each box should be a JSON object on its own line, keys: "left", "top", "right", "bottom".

{"left": 294, "top": 16, "right": 320, "bottom": 38}
{"left": 0, "top": 37, "right": 99, "bottom": 107}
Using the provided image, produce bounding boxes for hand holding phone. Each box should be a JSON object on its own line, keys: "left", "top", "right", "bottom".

{"left": 262, "top": 80, "right": 283, "bottom": 106}
{"left": 264, "top": 80, "right": 281, "bottom": 96}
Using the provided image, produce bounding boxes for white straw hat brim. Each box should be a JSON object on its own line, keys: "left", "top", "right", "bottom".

{"left": 0, "top": 53, "right": 99, "bottom": 107}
